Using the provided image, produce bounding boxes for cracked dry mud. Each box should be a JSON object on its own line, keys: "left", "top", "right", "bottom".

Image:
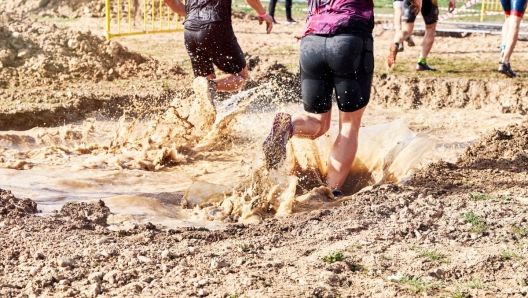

{"left": 1, "top": 5, "right": 528, "bottom": 298}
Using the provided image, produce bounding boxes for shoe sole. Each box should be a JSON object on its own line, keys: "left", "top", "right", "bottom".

{"left": 263, "top": 113, "right": 292, "bottom": 170}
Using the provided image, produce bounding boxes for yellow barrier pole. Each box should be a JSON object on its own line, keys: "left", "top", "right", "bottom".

{"left": 480, "top": 0, "right": 485, "bottom": 21}
{"left": 105, "top": 0, "right": 111, "bottom": 39}
{"left": 159, "top": 0, "right": 163, "bottom": 29}
{"left": 117, "top": 0, "right": 121, "bottom": 33}
{"left": 168, "top": 6, "right": 171, "bottom": 29}
{"left": 128, "top": 0, "right": 131, "bottom": 32}
{"left": 143, "top": 0, "right": 146, "bottom": 30}
{"left": 152, "top": 0, "right": 155, "bottom": 30}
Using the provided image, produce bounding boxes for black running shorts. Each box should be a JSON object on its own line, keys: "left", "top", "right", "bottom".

{"left": 184, "top": 23, "right": 247, "bottom": 77}
{"left": 299, "top": 33, "right": 374, "bottom": 114}
{"left": 402, "top": 0, "right": 439, "bottom": 24}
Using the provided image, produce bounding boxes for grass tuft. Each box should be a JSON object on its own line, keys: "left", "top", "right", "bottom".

{"left": 463, "top": 212, "right": 488, "bottom": 234}
{"left": 321, "top": 252, "right": 346, "bottom": 263}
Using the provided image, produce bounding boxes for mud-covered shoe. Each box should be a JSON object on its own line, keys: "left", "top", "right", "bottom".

{"left": 386, "top": 43, "right": 398, "bottom": 68}
{"left": 263, "top": 113, "right": 293, "bottom": 170}
{"left": 331, "top": 188, "right": 343, "bottom": 198}
{"left": 498, "top": 62, "right": 517, "bottom": 78}
{"left": 416, "top": 62, "right": 436, "bottom": 71}
{"left": 193, "top": 77, "right": 217, "bottom": 104}
{"left": 406, "top": 35, "right": 415, "bottom": 47}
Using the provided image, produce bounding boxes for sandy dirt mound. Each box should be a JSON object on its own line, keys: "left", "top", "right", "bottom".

{"left": 59, "top": 200, "right": 111, "bottom": 228}
{"left": 373, "top": 74, "right": 528, "bottom": 114}
{"left": 0, "top": 17, "right": 180, "bottom": 89}
{"left": 0, "top": 188, "right": 38, "bottom": 217}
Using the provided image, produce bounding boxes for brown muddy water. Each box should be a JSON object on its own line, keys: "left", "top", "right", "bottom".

{"left": 0, "top": 88, "right": 524, "bottom": 229}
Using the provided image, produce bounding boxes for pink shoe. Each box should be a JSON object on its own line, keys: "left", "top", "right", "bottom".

{"left": 263, "top": 113, "right": 293, "bottom": 170}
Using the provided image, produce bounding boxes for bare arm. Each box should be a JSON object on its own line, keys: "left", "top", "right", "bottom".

{"left": 164, "top": 0, "right": 186, "bottom": 16}
{"left": 244, "top": 0, "right": 274, "bottom": 33}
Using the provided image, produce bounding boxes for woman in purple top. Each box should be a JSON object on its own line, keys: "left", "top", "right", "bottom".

{"left": 263, "top": 0, "right": 375, "bottom": 197}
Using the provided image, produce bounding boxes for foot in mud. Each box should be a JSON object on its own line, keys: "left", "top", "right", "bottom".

{"left": 192, "top": 77, "right": 217, "bottom": 104}
{"left": 263, "top": 113, "right": 294, "bottom": 170}
{"left": 386, "top": 43, "right": 398, "bottom": 69}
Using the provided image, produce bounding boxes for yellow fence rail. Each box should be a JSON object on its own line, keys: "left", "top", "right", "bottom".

{"left": 480, "top": 0, "right": 503, "bottom": 21}
{"left": 105, "top": 0, "right": 184, "bottom": 40}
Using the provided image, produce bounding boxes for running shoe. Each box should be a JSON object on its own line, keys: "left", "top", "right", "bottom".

{"left": 498, "top": 62, "right": 517, "bottom": 78}
{"left": 406, "top": 36, "right": 416, "bottom": 47}
{"left": 416, "top": 62, "right": 436, "bottom": 71}
{"left": 284, "top": 18, "right": 298, "bottom": 25}
{"left": 386, "top": 43, "right": 398, "bottom": 69}
{"left": 332, "top": 188, "right": 343, "bottom": 198}
{"left": 262, "top": 113, "right": 294, "bottom": 170}
{"left": 193, "top": 77, "right": 217, "bottom": 103}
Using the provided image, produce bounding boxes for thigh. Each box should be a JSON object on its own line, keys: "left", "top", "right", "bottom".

{"left": 402, "top": 0, "right": 417, "bottom": 23}
{"left": 512, "top": 0, "right": 527, "bottom": 15}
{"left": 205, "top": 25, "right": 247, "bottom": 74}
{"left": 327, "top": 34, "right": 373, "bottom": 112}
{"left": 184, "top": 29, "right": 215, "bottom": 77}
{"left": 422, "top": 0, "right": 439, "bottom": 24}
{"left": 300, "top": 35, "right": 333, "bottom": 114}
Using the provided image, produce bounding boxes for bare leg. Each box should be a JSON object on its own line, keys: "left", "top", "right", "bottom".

{"left": 399, "top": 21, "right": 414, "bottom": 45}
{"left": 420, "top": 22, "right": 437, "bottom": 59}
{"left": 393, "top": 6, "right": 403, "bottom": 43}
{"left": 501, "top": 15, "right": 510, "bottom": 47}
{"left": 326, "top": 107, "right": 366, "bottom": 190}
{"left": 291, "top": 111, "right": 332, "bottom": 139}
{"left": 502, "top": 15, "right": 522, "bottom": 63}
{"left": 207, "top": 66, "right": 249, "bottom": 92}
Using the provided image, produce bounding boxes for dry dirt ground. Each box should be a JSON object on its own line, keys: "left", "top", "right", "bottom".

{"left": 1, "top": 2, "right": 528, "bottom": 298}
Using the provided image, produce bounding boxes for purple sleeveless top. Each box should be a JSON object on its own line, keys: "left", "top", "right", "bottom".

{"left": 302, "top": 0, "right": 374, "bottom": 37}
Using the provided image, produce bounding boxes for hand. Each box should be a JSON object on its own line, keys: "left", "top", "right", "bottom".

{"left": 448, "top": 0, "right": 456, "bottom": 13}
{"left": 259, "top": 14, "right": 274, "bottom": 34}
{"left": 408, "top": 0, "right": 422, "bottom": 15}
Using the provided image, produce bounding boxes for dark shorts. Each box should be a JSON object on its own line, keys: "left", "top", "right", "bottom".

{"left": 299, "top": 33, "right": 374, "bottom": 114}
{"left": 184, "top": 23, "right": 247, "bottom": 77}
{"left": 501, "top": 0, "right": 527, "bottom": 17}
{"left": 402, "top": 0, "right": 439, "bottom": 25}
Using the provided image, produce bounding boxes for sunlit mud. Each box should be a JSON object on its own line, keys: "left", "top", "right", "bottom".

{"left": 0, "top": 86, "right": 439, "bottom": 228}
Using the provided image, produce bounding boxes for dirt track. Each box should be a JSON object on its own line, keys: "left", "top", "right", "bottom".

{"left": 1, "top": 4, "right": 528, "bottom": 298}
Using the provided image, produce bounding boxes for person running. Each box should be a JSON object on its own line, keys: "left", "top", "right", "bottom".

{"left": 498, "top": 0, "right": 526, "bottom": 77}
{"left": 262, "top": 0, "right": 375, "bottom": 198}
{"left": 268, "top": 0, "right": 298, "bottom": 25}
{"left": 164, "top": 0, "right": 274, "bottom": 102}
{"left": 386, "top": 0, "right": 455, "bottom": 71}
{"left": 393, "top": 0, "right": 416, "bottom": 52}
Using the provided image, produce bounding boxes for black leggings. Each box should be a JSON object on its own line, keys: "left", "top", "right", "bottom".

{"left": 184, "top": 24, "right": 246, "bottom": 77}
{"left": 268, "top": 0, "right": 293, "bottom": 20}
{"left": 300, "top": 33, "right": 374, "bottom": 114}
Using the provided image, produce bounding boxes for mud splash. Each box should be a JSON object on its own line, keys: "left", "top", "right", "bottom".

{"left": 0, "top": 84, "right": 435, "bottom": 228}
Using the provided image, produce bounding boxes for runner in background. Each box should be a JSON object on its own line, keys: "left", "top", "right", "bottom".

{"left": 498, "top": 0, "right": 526, "bottom": 77}
{"left": 269, "top": 0, "right": 298, "bottom": 24}
{"left": 386, "top": 0, "right": 456, "bottom": 71}
{"left": 393, "top": 0, "right": 416, "bottom": 52}
{"left": 164, "top": 0, "right": 273, "bottom": 102}
{"left": 262, "top": 0, "right": 375, "bottom": 198}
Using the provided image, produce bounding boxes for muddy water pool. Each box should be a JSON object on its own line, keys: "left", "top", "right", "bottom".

{"left": 0, "top": 99, "right": 524, "bottom": 229}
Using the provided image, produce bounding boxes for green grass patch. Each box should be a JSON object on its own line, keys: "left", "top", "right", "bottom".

{"left": 463, "top": 212, "right": 488, "bottom": 234}
{"left": 511, "top": 224, "right": 528, "bottom": 237}
{"left": 467, "top": 279, "right": 487, "bottom": 289}
{"left": 398, "top": 276, "right": 443, "bottom": 293}
{"left": 468, "top": 192, "right": 493, "bottom": 201}
{"left": 500, "top": 251, "right": 521, "bottom": 261}
{"left": 321, "top": 252, "right": 346, "bottom": 263}
{"left": 420, "top": 250, "right": 450, "bottom": 263}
